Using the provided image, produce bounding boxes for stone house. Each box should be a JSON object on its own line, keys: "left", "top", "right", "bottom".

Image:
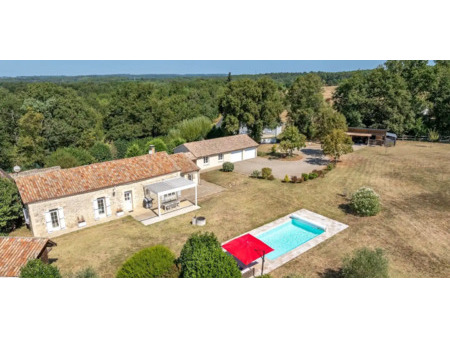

{"left": 173, "top": 134, "right": 258, "bottom": 171}
{"left": 14, "top": 151, "right": 200, "bottom": 238}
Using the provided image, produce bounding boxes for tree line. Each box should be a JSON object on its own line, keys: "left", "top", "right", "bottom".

{"left": 0, "top": 61, "right": 448, "bottom": 172}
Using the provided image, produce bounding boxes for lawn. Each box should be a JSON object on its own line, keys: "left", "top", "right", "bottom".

{"left": 18, "top": 141, "right": 449, "bottom": 277}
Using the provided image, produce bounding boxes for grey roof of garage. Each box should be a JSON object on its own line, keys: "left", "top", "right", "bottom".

{"left": 180, "top": 134, "right": 258, "bottom": 158}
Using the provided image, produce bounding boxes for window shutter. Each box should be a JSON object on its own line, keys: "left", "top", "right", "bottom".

{"left": 93, "top": 200, "right": 99, "bottom": 220}
{"left": 105, "top": 196, "right": 112, "bottom": 216}
{"left": 58, "top": 207, "right": 66, "bottom": 229}
{"left": 44, "top": 211, "right": 53, "bottom": 233}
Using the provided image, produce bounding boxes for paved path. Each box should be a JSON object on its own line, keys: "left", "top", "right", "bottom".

{"left": 233, "top": 145, "right": 330, "bottom": 179}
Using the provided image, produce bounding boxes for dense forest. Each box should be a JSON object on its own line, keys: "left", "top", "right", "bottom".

{"left": 0, "top": 61, "right": 448, "bottom": 172}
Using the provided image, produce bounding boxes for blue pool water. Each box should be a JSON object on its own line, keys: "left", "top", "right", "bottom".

{"left": 256, "top": 218, "right": 324, "bottom": 260}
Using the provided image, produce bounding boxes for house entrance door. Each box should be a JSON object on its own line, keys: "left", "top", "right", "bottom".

{"left": 124, "top": 191, "right": 133, "bottom": 211}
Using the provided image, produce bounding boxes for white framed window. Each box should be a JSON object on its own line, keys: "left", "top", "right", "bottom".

{"left": 97, "top": 198, "right": 106, "bottom": 216}
{"left": 44, "top": 207, "right": 66, "bottom": 233}
{"left": 50, "top": 209, "right": 60, "bottom": 229}
{"left": 218, "top": 153, "right": 224, "bottom": 162}
{"left": 203, "top": 156, "right": 209, "bottom": 165}
{"left": 93, "top": 196, "right": 111, "bottom": 220}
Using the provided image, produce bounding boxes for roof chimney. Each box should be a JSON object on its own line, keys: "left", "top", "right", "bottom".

{"left": 149, "top": 145, "right": 156, "bottom": 155}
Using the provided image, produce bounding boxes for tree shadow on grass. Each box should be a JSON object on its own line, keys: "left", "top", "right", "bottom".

{"left": 319, "top": 268, "right": 343, "bottom": 278}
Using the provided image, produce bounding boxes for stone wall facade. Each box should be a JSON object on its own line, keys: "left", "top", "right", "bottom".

{"left": 27, "top": 171, "right": 198, "bottom": 238}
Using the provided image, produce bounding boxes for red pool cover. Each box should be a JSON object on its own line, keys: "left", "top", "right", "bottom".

{"left": 222, "top": 234, "right": 274, "bottom": 266}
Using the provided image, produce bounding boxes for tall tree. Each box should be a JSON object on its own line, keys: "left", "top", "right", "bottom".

{"left": 321, "top": 129, "right": 353, "bottom": 163}
{"left": 279, "top": 125, "right": 306, "bottom": 156}
{"left": 0, "top": 177, "right": 22, "bottom": 232}
{"left": 15, "top": 109, "right": 46, "bottom": 168}
{"left": 286, "top": 73, "right": 324, "bottom": 138}
{"left": 219, "top": 77, "right": 284, "bottom": 142}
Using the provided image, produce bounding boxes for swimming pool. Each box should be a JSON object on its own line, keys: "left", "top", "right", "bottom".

{"left": 256, "top": 217, "right": 325, "bottom": 260}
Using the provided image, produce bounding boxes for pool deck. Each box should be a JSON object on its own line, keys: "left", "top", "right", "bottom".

{"left": 222, "top": 209, "right": 348, "bottom": 277}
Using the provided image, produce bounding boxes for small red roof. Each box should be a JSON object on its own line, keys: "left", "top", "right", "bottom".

{"left": 222, "top": 234, "right": 274, "bottom": 266}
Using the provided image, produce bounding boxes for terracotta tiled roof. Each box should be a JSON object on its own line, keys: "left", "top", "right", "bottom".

{"left": 181, "top": 134, "right": 258, "bottom": 158}
{"left": 15, "top": 152, "right": 180, "bottom": 204}
{"left": 0, "top": 237, "right": 56, "bottom": 277}
{"left": 170, "top": 153, "right": 200, "bottom": 173}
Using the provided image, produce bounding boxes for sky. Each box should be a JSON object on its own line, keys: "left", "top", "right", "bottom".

{"left": 0, "top": 60, "right": 386, "bottom": 77}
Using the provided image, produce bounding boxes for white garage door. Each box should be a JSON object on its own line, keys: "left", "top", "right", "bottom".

{"left": 243, "top": 148, "right": 256, "bottom": 160}
{"left": 230, "top": 150, "right": 242, "bottom": 162}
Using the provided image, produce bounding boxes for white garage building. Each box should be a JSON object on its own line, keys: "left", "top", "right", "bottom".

{"left": 174, "top": 134, "right": 258, "bottom": 171}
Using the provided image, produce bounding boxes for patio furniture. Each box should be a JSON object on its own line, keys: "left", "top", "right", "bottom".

{"left": 162, "top": 200, "right": 180, "bottom": 211}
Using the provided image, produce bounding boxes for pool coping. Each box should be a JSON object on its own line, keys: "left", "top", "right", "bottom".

{"left": 222, "top": 209, "right": 348, "bottom": 277}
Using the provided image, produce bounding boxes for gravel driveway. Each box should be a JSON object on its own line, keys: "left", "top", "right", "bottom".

{"left": 233, "top": 145, "right": 330, "bottom": 179}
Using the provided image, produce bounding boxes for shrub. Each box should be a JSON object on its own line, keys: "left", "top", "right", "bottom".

{"left": 89, "top": 142, "right": 113, "bottom": 162}
{"left": 0, "top": 178, "right": 22, "bottom": 232}
{"left": 222, "top": 162, "right": 234, "bottom": 172}
{"left": 270, "top": 145, "right": 277, "bottom": 154}
{"left": 256, "top": 274, "right": 272, "bottom": 278}
{"left": 302, "top": 173, "right": 309, "bottom": 181}
{"left": 327, "top": 162, "right": 335, "bottom": 171}
{"left": 20, "top": 259, "right": 61, "bottom": 278}
{"left": 261, "top": 167, "right": 272, "bottom": 179}
{"left": 313, "top": 169, "right": 324, "bottom": 178}
{"left": 291, "top": 176, "right": 298, "bottom": 183}
{"left": 309, "top": 173, "right": 318, "bottom": 180}
{"left": 45, "top": 147, "right": 95, "bottom": 169}
{"left": 117, "top": 245, "right": 177, "bottom": 278}
{"left": 145, "top": 138, "right": 168, "bottom": 153}
{"left": 350, "top": 187, "right": 381, "bottom": 216}
{"left": 75, "top": 267, "right": 98, "bottom": 278}
{"left": 342, "top": 248, "right": 389, "bottom": 278}
{"left": 282, "top": 174, "right": 290, "bottom": 183}
{"left": 177, "top": 232, "right": 241, "bottom": 278}
{"left": 250, "top": 170, "right": 261, "bottom": 178}
{"left": 125, "top": 143, "right": 143, "bottom": 158}
{"left": 267, "top": 175, "right": 275, "bottom": 181}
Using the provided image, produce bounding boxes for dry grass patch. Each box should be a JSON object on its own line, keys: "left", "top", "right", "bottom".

{"left": 32, "top": 141, "right": 449, "bottom": 277}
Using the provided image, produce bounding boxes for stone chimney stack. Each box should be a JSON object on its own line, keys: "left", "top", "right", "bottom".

{"left": 149, "top": 145, "right": 156, "bottom": 155}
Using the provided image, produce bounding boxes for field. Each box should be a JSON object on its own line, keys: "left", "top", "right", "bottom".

{"left": 16, "top": 141, "right": 449, "bottom": 277}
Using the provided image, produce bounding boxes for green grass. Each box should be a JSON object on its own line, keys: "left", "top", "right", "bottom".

{"left": 15, "top": 141, "right": 449, "bottom": 277}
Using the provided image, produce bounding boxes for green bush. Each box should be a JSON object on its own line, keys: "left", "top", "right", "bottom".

{"left": 270, "top": 145, "right": 277, "bottom": 154}
{"left": 222, "top": 162, "right": 234, "bottom": 172}
{"left": 75, "top": 267, "right": 98, "bottom": 278}
{"left": 145, "top": 138, "right": 168, "bottom": 153}
{"left": 342, "top": 248, "right": 389, "bottom": 278}
{"left": 20, "top": 259, "right": 61, "bottom": 278}
{"left": 177, "top": 232, "right": 241, "bottom": 278}
{"left": 256, "top": 274, "right": 272, "bottom": 278}
{"left": 327, "top": 162, "right": 335, "bottom": 171}
{"left": 117, "top": 245, "right": 177, "bottom": 278}
{"left": 282, "top": 174, "right": 290, "bottom": 183}
{"left": 125, "top": 143, "right": 144, "bottom": 158}
{"left": 261, "top": 167, "right": 272, "bottom": 179}
{"left": 0, "top": 177, "right": 22, "bottom": 232}
{"left": 309, "top": 173, "right": 318, "bottom": 180}
{"left": 89, "top": 142, "right": 113, "bottom": 162}
{"left": 45, "top": 147, "right": 95, "bottom": 169}
{"left": 267, "top": 174, "right": 275, "bottom": 181}
{"left": 302, "top": 173, "right": 309, "bottom": 181}
{"left": 350, "top": 187, "right": 381, "bottom": 216}
{"left": 250, "top": 170, "right": 261, "bottom": 178}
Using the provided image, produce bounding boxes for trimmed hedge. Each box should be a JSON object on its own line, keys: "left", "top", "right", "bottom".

{"left": 222, "top": 162, "right": 234, "bottom": 172}
{"left": 350, "top": 187, "right": 381, "bottom": 216}
{"left": 117, "top": 245, "right": 177, "bottom": 278}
